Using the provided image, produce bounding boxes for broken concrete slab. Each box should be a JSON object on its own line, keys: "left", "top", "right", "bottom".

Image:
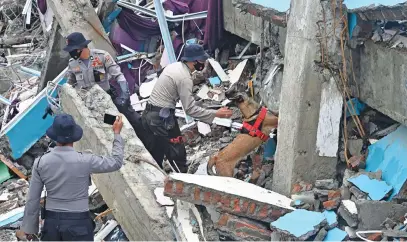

{"left": 348, "top": 174, "right": 392, "bottom": 200}
{"left": 154, "top": 188, "right": 174, "bottom": 206}
{"left": 381, "top": 218, "right": 397, "bottom": 230}
{"left": 315, "top": 179, "right": 339, "bottom": 190}
{"left": 343, "top": 169, "right": 357, "bottom": 188}
{"left": 60, "top": 85, "right": 173, "bottom": 240}
{"left": 323, "top": 228, "right": 347, "bottom": 241}
{"left": 349, "top": 186, "right": 368, "bottom": 200}
{"left": 314, "top": 228, "right": 327, "bottom": 241}
{"left": 347, "top": 139, "right": 364, "bottom": 156}
{"left": 356, "top": 200, "right": 407, "bottom": 230}
{"left": 164, "top": 173, "right": 294, "bottom": 223}
{"left": 338, "top": 200, "right": 358, "bottom": 228}
{"left": 214, "top": 213, "right": 272, "bottom": 241}
{"left": 172, "top": 200, "right": 203, "bottom": 241}
{"left": 270, "top": 209, "right": 327, "bottom": 241}
{"left": 344, "top": 226, "right": 357, "bottom": 239}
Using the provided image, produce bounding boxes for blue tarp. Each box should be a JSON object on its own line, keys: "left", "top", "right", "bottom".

{"left": 365, "top": 126, "right": 407, "bottom": 200}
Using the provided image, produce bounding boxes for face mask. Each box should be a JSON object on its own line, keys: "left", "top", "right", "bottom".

{"left": 69, "top": 49, "right": 82, "bottom": 60}
{"left": 193, "top": 61, "right": 205, "bottom": 71}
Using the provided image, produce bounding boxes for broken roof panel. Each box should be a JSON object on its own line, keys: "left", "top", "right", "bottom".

{"left": 347, "top": 1, "right": 407, "bottom": 21}
{"left": 345, "top": 0, "right": 406, "bottom": 9}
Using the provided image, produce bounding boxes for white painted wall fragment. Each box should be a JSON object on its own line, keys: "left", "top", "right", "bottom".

{"left": 316, "top": 77, "right": 343, "bottom": 157}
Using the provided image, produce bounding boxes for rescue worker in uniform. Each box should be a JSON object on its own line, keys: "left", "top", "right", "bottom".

{"left": 21, "top": 114, "right": 124, "bottom": 241}
{"left": 63, "top": 32, "right": 147, "bottom": 144}
{"left": 142, "top": 44, "right": 233, "bottom": 173}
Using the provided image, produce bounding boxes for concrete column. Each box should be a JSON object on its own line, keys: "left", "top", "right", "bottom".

{"left": 272, "top": 0, "right": 344, "bottom": 196}
{"left": 47, "top": 0, "right": 116, "bottom": 57}
{"left": 37, "top": 22, "right": 70, "bottom": 93}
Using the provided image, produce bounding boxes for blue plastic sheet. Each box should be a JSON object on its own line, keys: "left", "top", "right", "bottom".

{"left": 348, "top": 174, "right": 393, "bottom": 200}
{"left": 264, "top": 138, "right": 277, "bottom": 160}
{"left": 271, "top": 210, "right": 325, "bottom": 238}
{"left": 346, "top": 98, "right": 366, "bottom": 117}
{"left": 365, "top": 126, "right": 407, "bottom": 199}
{"left": 323, "top": 210, "right": 337, "bottom": 228}
{"left": 323, "top": 228, "right": 347, "bottom": 241}
{"left": 209, "top": 77, "right": 221, "bottom": 86}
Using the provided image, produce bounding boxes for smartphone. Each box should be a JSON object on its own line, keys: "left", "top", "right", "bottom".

{"left": 104, "top": 113, "right": 117, "bottom": 125}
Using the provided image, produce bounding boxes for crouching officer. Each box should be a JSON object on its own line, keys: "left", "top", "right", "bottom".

{"left": 142, "top": 44, "right": 233, "bottom": 173}
{"left": 63, "top": 32, "right": 147, "bottom": 144}
{"left": 21, "top": 114, "right": 125, "bottom": 241}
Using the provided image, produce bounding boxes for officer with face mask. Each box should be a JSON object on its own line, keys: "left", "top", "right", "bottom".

{"left": 142, "top": 44, "right": 233, "bottom": 173}
{"left": 64, "top": 32, "right": 148, "bottom": 144}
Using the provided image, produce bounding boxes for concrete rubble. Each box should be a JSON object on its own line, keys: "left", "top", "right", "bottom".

{"left": 1, "top": 0, "right": 407, "bottom": 241}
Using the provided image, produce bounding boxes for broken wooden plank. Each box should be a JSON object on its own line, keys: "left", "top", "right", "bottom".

{"left": 0, "top": 154, "right": 27, "bottom": 180}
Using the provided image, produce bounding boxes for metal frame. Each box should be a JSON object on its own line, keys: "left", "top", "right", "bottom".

{"left": 117, "top": 1, "right": 208, "bottom": 22}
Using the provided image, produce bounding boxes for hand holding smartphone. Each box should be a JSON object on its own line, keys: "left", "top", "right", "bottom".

{"left": 104, "top": 113, "right": 124, "bottom": 134}
{"left": 104, "top": 113, "right": 117, "bottom": 125}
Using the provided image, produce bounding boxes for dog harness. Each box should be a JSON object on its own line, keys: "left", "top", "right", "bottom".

{"left": 241, "top": 107, "right": 270, "bottom": 142}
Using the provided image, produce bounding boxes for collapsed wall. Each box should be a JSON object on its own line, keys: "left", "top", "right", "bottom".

{"left": 223, "top": 0, "right": 286, "bottom": 111}
{"left": 352, "top": 41, "right": 407, "bottom": 126}
{"left": 60, "top": 84, "right": 173, "bottom": 241}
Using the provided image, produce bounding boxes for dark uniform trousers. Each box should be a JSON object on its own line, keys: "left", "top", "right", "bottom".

{"left": 141, "top": 104, "right": 188, "bottom": 173}
{"left": 41, "top": 211, "right": 94, "bottom": 241}
{"left": 107, "top": 89, "right": 149, "bottom": 146}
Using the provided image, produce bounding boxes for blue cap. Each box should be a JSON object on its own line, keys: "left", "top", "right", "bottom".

{"left": 46, "top": 114, "right": 83, "bottom": 143}
{"left": 181, "top": 44, "right": 209, "bottom": 62}
{"left": 63, "top": 32, "right": 91, "bottom": 52}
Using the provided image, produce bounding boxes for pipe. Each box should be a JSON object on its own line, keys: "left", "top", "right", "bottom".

{"left": 117, "top": 1, "right": 208, "bottom": 22}
{"left": 19, "top": 66, "right": 41, "bottom": 77}
{"left": 356, "top": 230, "right": 383, "bottom": 242}
{"left": 0, "top": 95, "right": 11, "bottom": 106}
{"left": 94, "top": 220, "right": 118, "bottom": 241}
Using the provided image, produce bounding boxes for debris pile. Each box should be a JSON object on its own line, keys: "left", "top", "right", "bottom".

{"left": 164, "top": 173, "right": 294, "bottom": 241}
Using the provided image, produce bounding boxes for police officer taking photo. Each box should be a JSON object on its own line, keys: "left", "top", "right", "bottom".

{"left": 142, "top": 44, "right": 233, "bottom": 173}
{"left": 63, "top": 32, "right": 147, "bottom": 144}
{"left": 21, "top": 114, "right": 125, "bottom": 241}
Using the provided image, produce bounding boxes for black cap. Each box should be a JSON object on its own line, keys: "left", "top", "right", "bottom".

{"left": 63, "top": 32, "right": 92, "bottom": 52}
{"left": 181, "top": 44, "right": 209, "bottom": 62}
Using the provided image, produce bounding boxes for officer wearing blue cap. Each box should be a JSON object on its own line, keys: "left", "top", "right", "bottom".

{"left": 21, "top": 114, "right": 124, "bottom": 241}
{"left": 142, "top": 44, "right": 233, "bottom": 172}
{"left": 63, "top": 32, "right": 147, "bottom": 145}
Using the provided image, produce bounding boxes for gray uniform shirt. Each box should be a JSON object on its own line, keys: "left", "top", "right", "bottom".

{"left": 21, "top": 134, "right": 124, "bottom": 234}
{"left": 149, "top": 62, "right": 216, "bottom": 123}
{"left": 66, "top": 49, "right": 126, "bottom": 91}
